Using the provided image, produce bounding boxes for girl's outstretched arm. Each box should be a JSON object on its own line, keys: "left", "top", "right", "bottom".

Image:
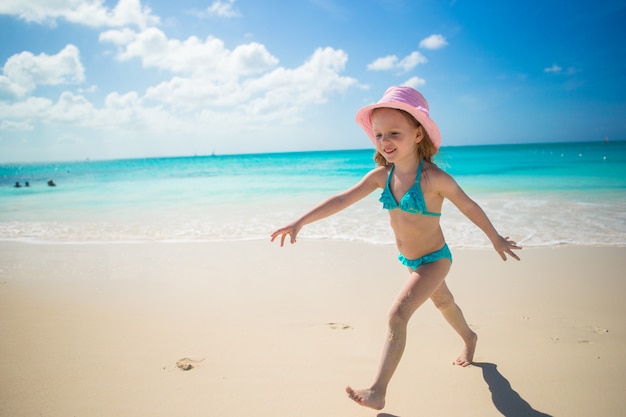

{"left": 271, "top": 167, "right": 384, "bottom": 247}
{"left": 436, "top": 170, "right": 521, "bottom": 261}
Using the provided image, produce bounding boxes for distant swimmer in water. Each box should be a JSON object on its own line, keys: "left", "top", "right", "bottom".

{"left": 14, "top": 182, "right": 22, "bottom": 188}
{"left": 47, "top": 179, "right": 56, "bottom": 187}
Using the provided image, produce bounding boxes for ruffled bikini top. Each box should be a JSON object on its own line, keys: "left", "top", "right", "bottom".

{"left": 379, "top": 159, "right": 441, "bottom": 216}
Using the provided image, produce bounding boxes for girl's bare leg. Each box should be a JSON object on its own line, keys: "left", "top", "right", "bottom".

{"left": 346, "top": 259, "right": 451, "bottom": 410}
{"left": 430, "top": 280, "right": 477, "bottom": 366}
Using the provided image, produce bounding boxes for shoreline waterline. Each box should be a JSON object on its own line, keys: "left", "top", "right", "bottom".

{"left": 2, "top": 141, "right": 625, "bottom": 247}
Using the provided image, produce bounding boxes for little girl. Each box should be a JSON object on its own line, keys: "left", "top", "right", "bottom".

{"left": 271, "top": 86, "right": 521, "bottom": 410}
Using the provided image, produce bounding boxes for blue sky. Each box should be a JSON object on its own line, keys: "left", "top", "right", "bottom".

{"left": 1, "top": 0, "right": 625, "bottom": 162}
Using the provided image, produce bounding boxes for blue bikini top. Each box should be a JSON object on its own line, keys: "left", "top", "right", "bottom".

{"left": 379, "top": 159, "right": 441, "bottom": 217}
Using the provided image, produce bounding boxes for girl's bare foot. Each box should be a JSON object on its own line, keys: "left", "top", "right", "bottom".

{"left": 455, "top": 332, "right": 478, "bottom": 367}
{"left": 345, "top": 386, "right": 385, "bottom": 410}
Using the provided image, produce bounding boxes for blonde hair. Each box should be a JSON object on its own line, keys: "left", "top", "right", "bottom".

{"left": 373, "top": 108, "right": 438, "bottom": 167}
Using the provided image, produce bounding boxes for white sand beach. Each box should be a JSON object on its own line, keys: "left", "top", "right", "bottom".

{"left": 1, "top": 241, "right": 625, "bottom": 416}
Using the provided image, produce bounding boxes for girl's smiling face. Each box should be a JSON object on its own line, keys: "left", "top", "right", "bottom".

{"left": 371, "top": 108, "right": 423, "bottom": 164}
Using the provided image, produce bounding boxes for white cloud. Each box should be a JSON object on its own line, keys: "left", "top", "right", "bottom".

{"left": 402, "top": 76, "right": 426, "bottom": 89}
{"left": 419, "top": 34, "right": 448, "bottom": 50}
{"left": 544, "top": 64, "right": 562, "bottom": 73}
{"left": 0, "top": 2, "right": 362, "bottom": 160}
{"left": 0, "top": 75, "right": 29, "bottom": 99}
{"left": 0, "top": 119, "right": 34, "bottom": 131}
{"left": 0, "top": 0, "right": 159, "bottom": 28}
{"left": 0, "top": 96, "right": 53, "bottom": 129}
{"left": 367, "top": 51, "right": 427, "bottom": 73}
{"left": 1, "top": 44, "right": 85, "bottom": 98}
{"left": 544, "top": 64, "right": 577, "bottom": 75}
{"left": 1, "top": 36, "right": 358, "bottom": 157}
{"left": 142, "top": 47, "right": 357, "bottom": 120}
{"left": 242, "top": 47, "right": 357, "bottom": 117}
{"left": 49, "top": 91, "right": 96, "bottom": 123}
{"left": 99, "top": 27, "right": 358, "bottom": 117}
{"left": 367, "top": 55, "right": 398, "bottom": 71}
{"left": 397, "top": 52, "right": 427, "bottom": 72}
{"left": 207, "top": 0, "right": 240, "bottom": 18}
{"left": 78, "top": 85, "right": 98, "bottom": 94}
{"left": 105, "top": 91, "right": 141, "bottom": 109}
{"left": 100, "top": 27, "right": 279, "bottom": 79}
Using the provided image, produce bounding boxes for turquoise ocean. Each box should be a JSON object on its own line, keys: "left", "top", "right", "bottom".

{"left": 1, "top": 141, "right": 625, "bottom": 248}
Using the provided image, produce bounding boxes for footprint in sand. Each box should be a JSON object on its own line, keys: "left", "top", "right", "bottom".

{"left": 327, "top": 322, "right": 353, "bottom": 330}
{"left": 176, "top": 357, "right": 205, "bottom": 371}
{"left": 592, "top": 326, "right": 609, "bottom": 334}
{"left": 573, "top": 324, "right": 609, "bottom": 334}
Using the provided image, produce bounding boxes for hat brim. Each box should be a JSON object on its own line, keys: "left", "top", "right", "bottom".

{"left": 355, "top": 101, "right": 441, "bottom": 150}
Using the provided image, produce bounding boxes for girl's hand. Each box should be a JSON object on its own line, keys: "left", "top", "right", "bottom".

{"left": 493, "top": 235, "right": 522, "bottom": 261}
{"left": 270, "top": 223, "right": 302, "bottom": 247}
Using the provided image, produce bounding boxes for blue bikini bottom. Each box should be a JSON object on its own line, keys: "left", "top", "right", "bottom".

{"left": 398, "top": 244, "right": 452, "bottom": 270}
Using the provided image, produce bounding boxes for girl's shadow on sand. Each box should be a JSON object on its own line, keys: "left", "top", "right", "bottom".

{"left": 472, "top": 362, "right": 552, "bottom": 417}
{"left": 377, "top": 362, "right": 552, "bottom": 417}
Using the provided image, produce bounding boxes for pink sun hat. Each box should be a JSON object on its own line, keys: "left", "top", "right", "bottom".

{"left": 355, "top": 86, "right": 442, "bottom": 150}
